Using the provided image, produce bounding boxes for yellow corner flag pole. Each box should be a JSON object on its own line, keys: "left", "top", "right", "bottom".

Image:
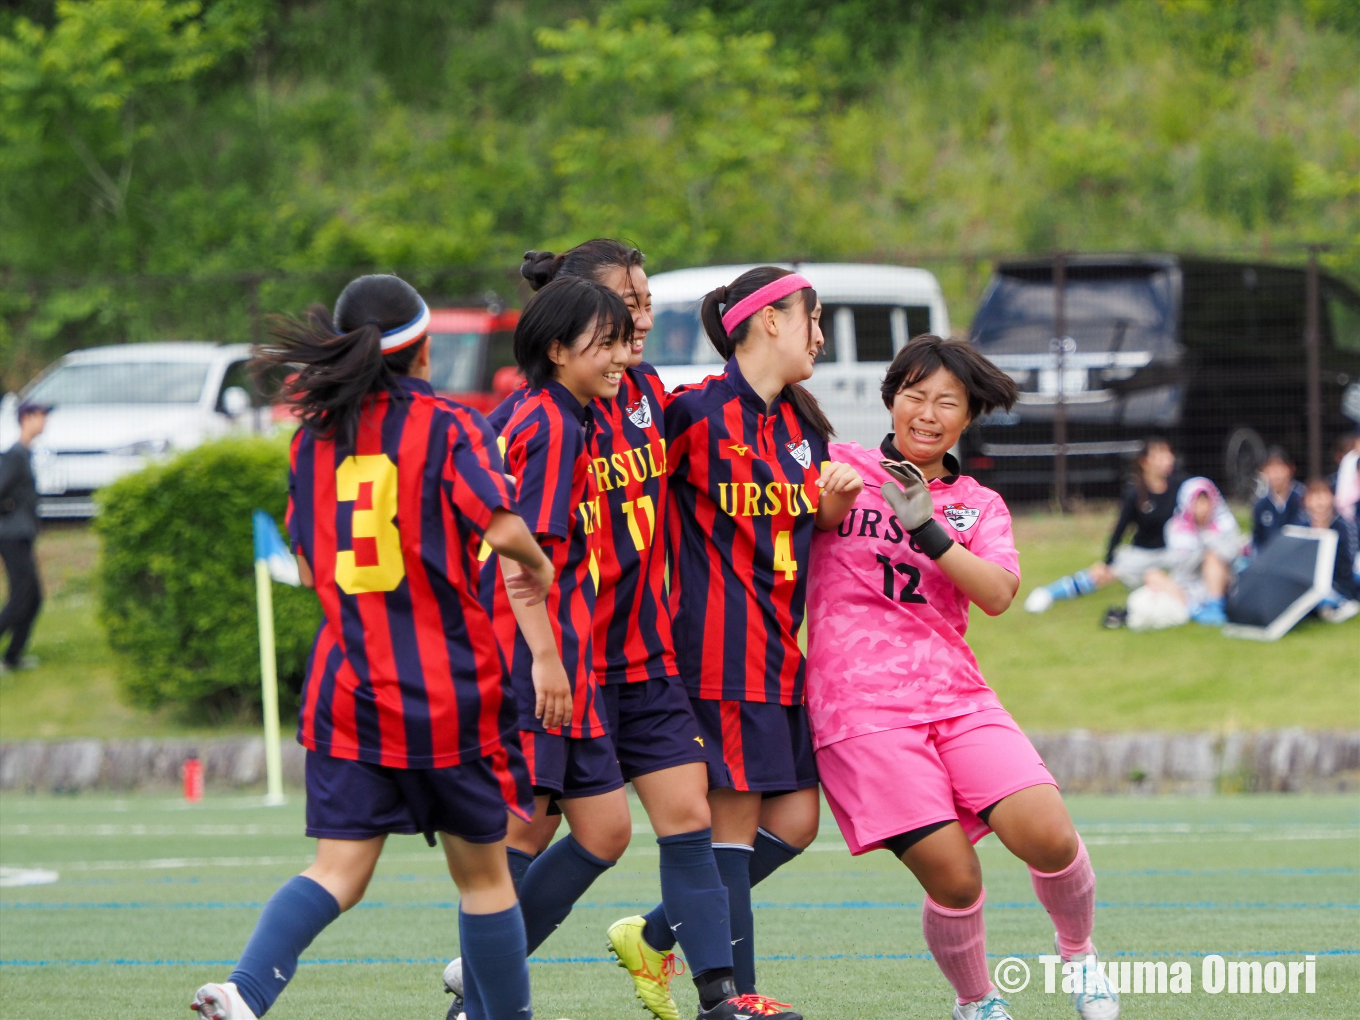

{"left": 255, "top": 556, "right": 286, "bottom": 806}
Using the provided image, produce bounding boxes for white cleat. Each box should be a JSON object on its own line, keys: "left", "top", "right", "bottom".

{"left": 1059, "top": 937, "right": 1121, "bottom": 1020}
{"left": 442, "top": 955, "right": 574, "bottom": 1020}
{"left": 442, "top": 958, "right": 465, "bottom": 1020}
{"left": 190, "top": 982, "right": 257, "bottom": 1020}
{"left": 952, "top": 992, "right": 1014, "bottom": 1019}
{"left": 1024, "top": 588, "right": 1054, "bottom": 613}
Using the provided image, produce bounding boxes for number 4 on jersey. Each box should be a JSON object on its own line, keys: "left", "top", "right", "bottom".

{"left": 773, "top": 529, "right": 798, "bottom": 580}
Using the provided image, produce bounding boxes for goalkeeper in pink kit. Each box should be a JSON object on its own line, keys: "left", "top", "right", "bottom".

{"left": 805, "top": 335, "right": 1120, "bottom": 1020}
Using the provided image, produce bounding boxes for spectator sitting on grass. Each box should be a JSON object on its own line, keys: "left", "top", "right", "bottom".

{"left": 1025, "top": 435, "right": 1183, "bottom": 613}
{"left": 1330, "top": 432, "right": 1359, "bottom": 524}
{"left": 1138, "top": 476, "right": 1243, "bottom": 627}
{"left": 1251, "top": 446, "right": 1307, "bottom": 552}
{"left": 1304, "top": 478, "right": 1359, "bottom": 624}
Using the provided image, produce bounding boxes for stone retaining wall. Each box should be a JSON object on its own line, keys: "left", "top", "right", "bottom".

{"left": 1, "top": 730, "right": 1358, "bottom": 795}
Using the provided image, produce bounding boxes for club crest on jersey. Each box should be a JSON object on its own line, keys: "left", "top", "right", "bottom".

{"left": 626, "top": 395, "right": 652, "bottom": 430}
{"left": 785, "top": 438, "right": 812, "bottom": 469}
{"left": 943, "top": 503, "right": 980, "bottom": 532}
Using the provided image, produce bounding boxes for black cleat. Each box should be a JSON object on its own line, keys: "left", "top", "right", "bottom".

{"left": 697, "top": 994, "right": 802, "bottom": 1020}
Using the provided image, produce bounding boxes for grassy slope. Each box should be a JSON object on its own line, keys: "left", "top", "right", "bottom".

{"left": 0, "top": 526, "right": 253, "bottom": 741}
{"left": 972, "top": 506, "right": 1360, "bottom": 732}
{"left": 0, "top": 791, "right": 1356, "bottom": 1018}
{"left": 1, "top": 510, "right": 1357, "bottom": 741}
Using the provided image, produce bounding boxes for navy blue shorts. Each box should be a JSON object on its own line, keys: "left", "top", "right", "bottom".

{"left": 602, "top": 676, "right": 709, "bottom": 781}
{"left": 304, "top": 747, "right": 533, "bottom": 847}
{"left": 520, "top": 729, "right": 624, "bottom": 803}
{"left": 691, "top": 698, "right": 819, "bottom": 794}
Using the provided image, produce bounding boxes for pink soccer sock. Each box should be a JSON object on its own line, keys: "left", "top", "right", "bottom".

{"left": 922, "top": 889, "right": 994, "bottom": 1005}
{"left": 1029, "top": 836, "right": 1096, "bottom": 959}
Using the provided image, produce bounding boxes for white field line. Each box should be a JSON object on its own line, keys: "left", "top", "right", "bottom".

{"left": 4, "top": 820, "right": 1357, "bottom": 840}
{"left": 5, "top": 827, "right": 1356, "bottom": 873}
{"left": 0, "top": 824, "right": 299, "bottom": 837}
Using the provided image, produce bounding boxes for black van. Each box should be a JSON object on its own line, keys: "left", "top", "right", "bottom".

{"left": 961, "top": 254, "right": 1360, "bottom": 500}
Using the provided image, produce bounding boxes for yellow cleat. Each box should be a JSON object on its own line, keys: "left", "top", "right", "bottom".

{"left": 607, "top": 915, "right": 685, "bottom": 1020}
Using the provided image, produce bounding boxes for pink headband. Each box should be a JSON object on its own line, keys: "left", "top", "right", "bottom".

{"left": 720, "top": 273, "right": 813, "bottom": 335}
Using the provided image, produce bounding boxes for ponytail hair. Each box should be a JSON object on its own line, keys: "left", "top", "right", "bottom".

{"left": 513, "top": 276, "right": 634, "bottom": 388}
{"left": 520, "top": 239, "right": 646, "bottom": 292}
{"left": 699, "top": 266, "right": 833, "bottom": 442}
{"left": 253, "top": 274, "right": 428, "bottom": 447}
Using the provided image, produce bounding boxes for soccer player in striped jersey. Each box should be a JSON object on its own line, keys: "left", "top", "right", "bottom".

{"left": 190, "top": 275, "right": 557, "bottom": 1020}
{"left": 477, "top": 275, "right": 640, "bottom": 980}
{"left": 632, "top": 268, "right": 863, "bottom": 1018}
{"left": 805, "top": 336, "right": 1120, "bottom": 1020}
{"left": 503, "top": 242, "right": 744, "bottom": 1020}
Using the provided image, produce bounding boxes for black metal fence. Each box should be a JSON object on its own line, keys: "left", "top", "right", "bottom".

{"left": 4, "top": 246, "right": 1358, "bottom": 508}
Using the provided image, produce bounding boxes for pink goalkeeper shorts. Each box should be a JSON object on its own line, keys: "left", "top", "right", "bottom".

{"left": 815, "top": 707, "right": 1056, "bottom": 855}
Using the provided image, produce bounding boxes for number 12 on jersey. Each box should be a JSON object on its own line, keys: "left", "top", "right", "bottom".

{"left": 876, "top": 553, "right": 926, "bottom": 603}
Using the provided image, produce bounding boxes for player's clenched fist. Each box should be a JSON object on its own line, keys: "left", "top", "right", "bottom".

{"left": 817, "top": 460, "right": 865, "bottom": 498}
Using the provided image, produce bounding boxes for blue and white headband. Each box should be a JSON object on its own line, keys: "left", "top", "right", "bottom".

{"left": 341, "top": 299, "right": 431, "bottom": 354}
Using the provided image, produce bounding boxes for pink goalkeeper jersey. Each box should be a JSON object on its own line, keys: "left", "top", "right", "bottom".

{"left": 805, "top": 441, "right": 1021, "bottom": 749}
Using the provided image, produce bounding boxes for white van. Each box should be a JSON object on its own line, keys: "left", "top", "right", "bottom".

{"left": 0, "top": 342, "right": 271, "bottom": 518}
{"left": 645, "top": 263, "right": 951, "bottom": 449}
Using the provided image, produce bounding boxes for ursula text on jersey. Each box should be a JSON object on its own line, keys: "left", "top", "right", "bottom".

{"left": 286, "top": 377, "right": 523, "bottom": 771}
{"left": 665, "top": 357, "right": 828, "bottom": 705}
{"left": 496, "top": 380, "right": 606, "bottom": 739}
{"left": 588, "top": 363, "right": 677, "bottom": 684}
{"left": 805, "top": 441, "right": 1021, "bottom": 748}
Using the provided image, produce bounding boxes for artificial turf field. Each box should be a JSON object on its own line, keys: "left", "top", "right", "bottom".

{"left": 1, "top": 792, "right": 1356, "bottom": 1019}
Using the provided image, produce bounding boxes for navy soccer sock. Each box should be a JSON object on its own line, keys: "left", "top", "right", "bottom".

{"left": 228, "top": 875, "right": 340, "bottom": 1017}
{"left": 642, "top": 826, "right": 805, "bottom": 953}
{"left": 507, "top": 847, "right": 535, "bottom": 894}
{"left": 640, "top": 900, "right": 675, "bottom": 952}
{"left": 749, "top": 826, "right": 802, "bottom": 888}
{"left": 713, "top": 843, "right": 756, "bottom": 994}
{"left": 460, "top": 905, "right": 532, "bottom": 1020}
{"left": 657, "top": 828, "right": 733, "bottom": 977}
{"left": 518, "top": 833, "right": 614, "bottom": 952}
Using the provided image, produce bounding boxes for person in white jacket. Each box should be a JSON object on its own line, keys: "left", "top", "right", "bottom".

{"left": 1137, "top": 476, "right": 1242, "bottom": 626}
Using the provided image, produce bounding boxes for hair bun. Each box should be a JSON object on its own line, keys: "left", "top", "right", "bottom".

{"left": 712, "top": 285, "right": 729, "bottom": 306}
{"left": 520, "top": 250, "right": 561, "bottom": 291}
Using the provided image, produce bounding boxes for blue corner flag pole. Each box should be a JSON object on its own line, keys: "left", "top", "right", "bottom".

{"left": 253, "top": 510, "right": 299, "bottom": 806}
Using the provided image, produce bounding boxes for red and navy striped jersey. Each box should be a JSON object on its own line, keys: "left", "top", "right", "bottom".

{"left": 665, "top": 357, "right": 828, "bottom": 705}
{"left": 286, "top": 377, "right": 517, "bottom": 769}
{"left": 486, "top": 386, "right": 528, "bottom": 434}
{"left": 587, "top": 363, "right": 677, "bottom": 684}
{"left": 495, "top": 380, "right": 606, "bottom": 738}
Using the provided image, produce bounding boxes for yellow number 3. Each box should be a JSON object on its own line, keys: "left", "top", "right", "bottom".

{"left": 335, "top": 454, "right": 406, "bottom": 595}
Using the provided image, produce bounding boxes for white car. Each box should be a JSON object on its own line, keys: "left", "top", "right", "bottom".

{"left": 645, "top": 263, "right": 951, "bottom": 449}
{"left": 0, "top": 342, "right": 270, "bottom": 518}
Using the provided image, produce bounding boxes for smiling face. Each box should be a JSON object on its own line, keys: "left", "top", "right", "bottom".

{"left": 599, "top": 264, "right": 653, "bottom": 367}
{"left": 549, "top": 314, "right": 632, "bottom": 405}
{"left": 890, "top": 366, "right": 970, "bottom": 467}
{"left": 762, "top": 295, "right": 824, "bottom": 385}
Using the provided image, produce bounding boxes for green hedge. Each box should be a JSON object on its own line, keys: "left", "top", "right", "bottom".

{"left": 95, "top": 436, "right": 322, "bottom": 716}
